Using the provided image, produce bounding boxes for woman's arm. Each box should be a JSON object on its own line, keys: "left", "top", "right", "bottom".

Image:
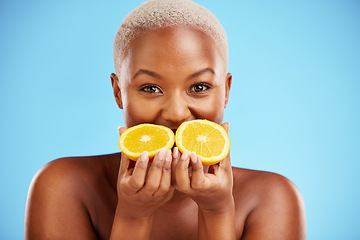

{"left": 110, "top": 207, "right": 154, "bottom": 240}
{"left": 198, "top": 202, "right": 236, "bottom": 240}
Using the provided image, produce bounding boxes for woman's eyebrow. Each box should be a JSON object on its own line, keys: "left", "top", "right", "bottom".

{"left": 188, "top": 68, "right": 216, "bottom": 79}
{"left": 133, "top": 68, "right": 215, "bottom": 80}
{"left": 133, "top": 69, "right": 162, "bottom": 80}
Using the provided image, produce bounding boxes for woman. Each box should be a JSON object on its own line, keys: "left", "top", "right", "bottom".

{"left": 25, "top": 0, "right": 306, "bottom": 239}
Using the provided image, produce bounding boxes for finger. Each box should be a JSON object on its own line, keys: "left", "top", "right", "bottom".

{"left": 129, "top": 151, "right": 149, "bottom": 191}
{"left": 190, "top": 152, "right": 205, "bottom": 190}
{"left": 143, "top": 148, "right": 166, "bottom": 194}
{"left": 173, "top": 150, "right": 190, "bottom": 193}
{"left": 154, "top": 149, "right": 172, "bottom": 197}
{"left": 119, "top": 126, "right": 132, "bottom": 177}
{"left": 118, "top": 126, "right": 127, "bottom": 136}
{"left": 221, "top": 122, "right": 230, "bottom": 133}
{"left": 119, "top": 152, "right": 131, "bottom": 177}
{"left": 172, "top": 147, "right": 180, "bottom": 165}
{"left": 171, "top": 147, "right": 180, "bottom": 185}
{"left": 171, "top": 147, "right": 180, "bottom": 171}
{"left": 219, "top": 122, "right": 231, "bottom": 173}
{"left": 218, "top": 152, "right": 232, "bottom": 174}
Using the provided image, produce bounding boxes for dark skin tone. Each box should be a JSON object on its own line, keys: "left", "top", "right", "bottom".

{"left": 25, "top": 26, "right": 306, "bottom": 240}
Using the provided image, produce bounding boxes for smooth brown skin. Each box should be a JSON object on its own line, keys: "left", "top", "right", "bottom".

{"left": 25, "top": 26, "right": 306, "bottom": 240}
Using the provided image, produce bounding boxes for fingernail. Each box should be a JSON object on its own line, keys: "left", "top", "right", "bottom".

{"left": 139, "top": 151, "right": 148, "bottom": 161}
{"left": 173, "top": 147, "right": 179, "bottom": 159}
{"left": 181, "top": 150, "right": 189, "bottom": 161}
{"left": 158, "top": 148, "right": 166, "bottom": 159}
{"left": 165, "top": 149, "right": 171, "bottom": 162}
{"left": 190, "top": 152, "right": 197, "bottom": 164}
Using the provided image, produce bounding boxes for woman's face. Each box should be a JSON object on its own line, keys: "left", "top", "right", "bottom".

{"left": 112, "top": 26, "right": 231, "bottom": 130}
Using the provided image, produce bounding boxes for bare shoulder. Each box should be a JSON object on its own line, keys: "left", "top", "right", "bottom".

{"left": 25, "top": 153, "right": 120, "bottom": 240}
{"left": 28, "top": 153, "right": 120, "bottom": 193}
{"left": 231, "top": 167, "right": 304, "bottom": 203}
{"left": 231, "top": 167, "right": 306, "bottom": 240}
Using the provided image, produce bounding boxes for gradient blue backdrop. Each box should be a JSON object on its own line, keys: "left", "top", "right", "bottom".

{"left": 1, "top": 0, "right": 359, "bottom": 239}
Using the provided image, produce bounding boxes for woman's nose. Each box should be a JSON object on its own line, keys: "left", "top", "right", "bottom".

{"left": 161, "top": 94, "right": 191, "bottom": 123}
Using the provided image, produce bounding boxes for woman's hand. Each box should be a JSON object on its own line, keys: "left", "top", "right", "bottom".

{"left": 171, "top": 122, "right": 234, "bottom": 213}
{"left": 115, "top": 126, "right": 174, "bottom": 219}
{"left": 110, "top": 127, "right": 174, "bottom": 239}
{"left": 171, "top": 122, "right": 236, "bottom": 240}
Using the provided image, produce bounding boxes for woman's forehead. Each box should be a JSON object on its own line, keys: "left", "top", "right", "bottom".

{"left": 124, "top": 26, "right": 226, "bottom": 74}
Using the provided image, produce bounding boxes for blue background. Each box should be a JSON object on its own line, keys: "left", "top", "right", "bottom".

{"left": 1, "top": 0, "right": 359, "bottom": 239}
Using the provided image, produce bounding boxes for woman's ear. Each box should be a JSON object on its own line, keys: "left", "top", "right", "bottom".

{"left": 224, "top": 73, "right": 232, "bottom": 108}
{"left": 110, "top": 73, "right": 123, "bottom": 109}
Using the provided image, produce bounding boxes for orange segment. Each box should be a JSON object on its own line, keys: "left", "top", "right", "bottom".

{"left": 175, "top": 119, "right": 230, "bottom": 165}
{"left": 118, "top": 124, "right": 175, "bottom": 161}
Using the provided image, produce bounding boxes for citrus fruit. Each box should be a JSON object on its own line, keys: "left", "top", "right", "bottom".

{"left": 175, "top": 119, "right": 230, "bottom": 165}
{"left": 118, "top": 124, "right": 175, "bottom": 161}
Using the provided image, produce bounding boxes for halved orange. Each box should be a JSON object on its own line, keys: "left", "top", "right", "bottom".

{"left": 175, "top": 119, "right": 230, "bottom": 165}
{"left": 118, "top": 124, "right": 175, "bottom": 161}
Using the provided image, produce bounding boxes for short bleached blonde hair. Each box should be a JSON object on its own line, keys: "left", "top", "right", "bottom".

{"left": 113, "top": 0, "right": 228, "bottom": 75}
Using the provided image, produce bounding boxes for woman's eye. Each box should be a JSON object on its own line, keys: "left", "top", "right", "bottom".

{"left": 140, "top": 85, "right": 162, "bottom": 94}
{"left": 189, "top": 83, "right": 211, "bottom": 93}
